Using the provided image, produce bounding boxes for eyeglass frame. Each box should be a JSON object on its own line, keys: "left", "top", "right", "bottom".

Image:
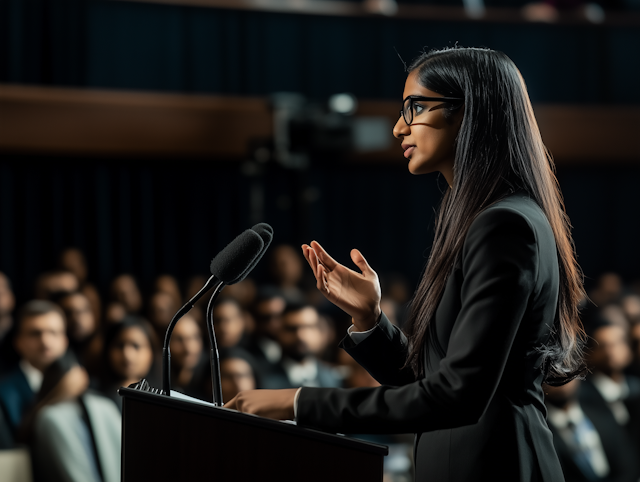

{"left": 400, "top": 95, "right": 464, "bottom": 126}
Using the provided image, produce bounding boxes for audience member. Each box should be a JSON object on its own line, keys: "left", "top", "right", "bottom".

{"left": 55, "top": 291, "right": 101, "bottom": 374}
{"left": 213, "top": 298, "right": 246, "bottom": 349}
{"left": 24, "top": 352, "right": 121, "bottom": 482}
{"left": 147, "top": 291, "right": 179, "bottom": 338}
{"left": 109, "top": 274, "right": 143, "bottom": 315}
{"left": 0, "top": 300, "right": 68, "bottom": 444}
{"left": 581, "top": 317, "right": 640, "bottom": 454}
{"left": 590, "top": 272, "right": 624, "bottom": 307}
{"left": 154, "top": 274, "right": 182, "bottom": 306}
{"left": 621, "top": 294, "right": 640, "bottom": 325}
{"left": 104, "top": 301, "right": 127, "bottom": 325}
{"left": 34, "top": 270, "right": 79, "bottom": 301}
{"left": 268, "top": 244, "right": 306, "bottom": 304}
{"left": 0, "top": 271, "right": 15, "bottom": 342}
{"left": 170, "top": 313, "right": 208, "bottom": 400}
{"left": 98, "top": 317, "right": 157, "bottom": 410}
{"left": 545, "top": 379, "right": 639, "bottom": 481}
{"left": 274, "top": 303, "right": 342, "bottom": 388}
{"left": 219, "top": 347, "right": 257, "bottom": 403}
{"left": 58, "top": 247, "right": 102, "bottom": 325}
{"left": 337, "top": 350, "right": 379, "bottom": 389}
{"left": 244, "top": 287, "right": 286, "bottom": 388}
{"left": 220, "top": 278, "right": 257, "bottom": 310}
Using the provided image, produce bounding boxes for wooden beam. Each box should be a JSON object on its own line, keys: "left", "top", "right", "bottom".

{"left": 0, "top": 85, "right": 272, "bottom": 158}
{"left": 1, "top": 84, "right": 638, "bottom": 163}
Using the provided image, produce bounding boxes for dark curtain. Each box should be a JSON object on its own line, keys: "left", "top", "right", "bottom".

{"left": 1, "top": 0, "right": 639, "bottom": 103}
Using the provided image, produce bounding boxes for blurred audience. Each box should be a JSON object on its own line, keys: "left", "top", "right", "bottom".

{"left": 274, "top": 303, "right": 342, "bottom": 388}
{"left": 220, "top": 279, "right": 257, "bottom": 310}
{"left": 109, "top": 274, "right": 143, "bottom": 315}
{"left": 24, "top": 353, "right": 121, "bottom": 482}
{"left": 212, "top": 298, "right": 246, "bottom": 349}
{"left": 98, "top": 317, "right": 157, "bottom": 410}
{"left": 170, "top": 313, "right": 208, "bottom": 400}
{"left": 58, "top": 247, "right": 102, "bottom": 326}
{"left": 154, "top": 274, "right": 182, "bottom": 307}
{"left": 268, "top": 244, "right": 306, "bottom": 304}
{"left": 7, "top": 248, "right": 640, "bottom": 482}
{"left": 33, "top": 270, "right": 79, "bottom": 301}
{"left": 0, "top": 271, "right": 15, "bottom": 343}
{"left": 0, "top": 301, "right": 68, "bottom": 445}
{"left": 590, "top": 272, "right": 624, "bottom": 307}
{"left": 545, "top": 379, "right": 639, "bottom": 481}
{"left": 582, "top": 316, "right": 640, "bottom": 455}
{"left": 55, "top": 292, "right": 101, "bottom": 374}
{"left": 244, "top": 287, "right": 287, "bottom": 388}
{"left": 219, "top": 347, "right": 257, "bottom": 402}
{"left": 147, "top": 291, "right": 180, "bottom": 338}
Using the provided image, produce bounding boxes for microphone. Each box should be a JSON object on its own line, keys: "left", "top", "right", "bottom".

{"left": 206, "top": 223, "right": 274, "bottom": 405}
{"left": 162, "top": 228, "right": 265, "bottom": 396}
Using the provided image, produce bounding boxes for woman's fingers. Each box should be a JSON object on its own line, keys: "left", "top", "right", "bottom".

{"left": 350, "top": 249, "right": 375, "bottom": 277}
{"left": 224, "top": 395, "right": 237, "bottom": 410}
{"left": 310, "top": 241, "right": 339, "bottom": 271}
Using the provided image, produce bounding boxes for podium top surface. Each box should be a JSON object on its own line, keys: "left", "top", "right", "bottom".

{"left": 119, "top": 387, "right": 388, "bottom": 456}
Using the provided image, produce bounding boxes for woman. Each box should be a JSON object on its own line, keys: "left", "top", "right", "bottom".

{"left": 226, "top": 47, "right": 586, "bottom": 481}
{"left": 98, "top": 316, "right": 158, "bottom": 410}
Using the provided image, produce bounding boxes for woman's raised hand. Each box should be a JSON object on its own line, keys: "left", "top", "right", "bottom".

{"left": 302, "top": 241, "right": 381, "bottom": 332}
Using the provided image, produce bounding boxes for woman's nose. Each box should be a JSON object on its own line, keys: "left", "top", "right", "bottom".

{"left": 393, "top": 116, "right": 410, "bottom": 139}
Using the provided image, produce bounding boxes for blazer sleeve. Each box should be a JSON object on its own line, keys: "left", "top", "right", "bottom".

{"left": 297, "top": 207, "right": 539, "bottom": 434}
{"left": 339, "top": 313, "right": 416, "bottom": 386}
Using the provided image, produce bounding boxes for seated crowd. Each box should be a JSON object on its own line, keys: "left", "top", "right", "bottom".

{"left": 0, "top": 245, "right": 410, "bottom": 482}
{"left": 1, "top": 246, "right": 640, "bottom": 482}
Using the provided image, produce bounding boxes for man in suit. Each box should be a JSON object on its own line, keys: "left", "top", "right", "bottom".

{"left": 274, "top": 303, "right": 342, "bottom": 389}
{"left": 0, "top": 300, "right": 68, "bottom": 443}
{"left": 545, "top": 379, "right": 639, "bottom": 482}
{"left": 581, "top": 315, "right": 640, "bottom": 455}
{"left": 244, "top": 287, "right": 288, "bottom": 388}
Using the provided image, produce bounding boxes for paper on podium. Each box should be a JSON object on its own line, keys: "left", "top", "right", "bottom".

{"left": 168, "top": 390, "right": 296, "bottom": 425}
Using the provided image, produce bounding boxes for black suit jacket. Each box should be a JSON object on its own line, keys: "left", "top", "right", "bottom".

{"left": 297, "top": 193, "right": 566, "bottom": 481}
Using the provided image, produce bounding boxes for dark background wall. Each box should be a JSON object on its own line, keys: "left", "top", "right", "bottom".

{"left": 1, "top": 0, "right": 639, "bottom": 302}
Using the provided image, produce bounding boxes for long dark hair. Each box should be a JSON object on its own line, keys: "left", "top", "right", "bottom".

{"left": 404, "top": 47, "right": 586, "bottom": 383}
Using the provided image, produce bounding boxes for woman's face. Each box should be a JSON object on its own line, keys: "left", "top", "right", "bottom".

{"left": 392, "top": 70, "right": 463, "bottom": 181}
{"left": 109, "top": 326, "right": 153, "bottom": 381}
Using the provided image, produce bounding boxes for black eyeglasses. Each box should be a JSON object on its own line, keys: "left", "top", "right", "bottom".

{"left": 400, "top": 95, "right": 464, "bottom": 126}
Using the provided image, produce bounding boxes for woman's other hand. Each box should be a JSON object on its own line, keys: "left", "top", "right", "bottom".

{"left": 224, "top": 389, "right": 298, "bottom": 420}
{"left": 302, "top": 241, "right": 381, "bottom": 332}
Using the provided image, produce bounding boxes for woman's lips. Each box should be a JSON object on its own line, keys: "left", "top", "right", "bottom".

{"left": 403, "top": 146, "right": 415, "bottom": 158}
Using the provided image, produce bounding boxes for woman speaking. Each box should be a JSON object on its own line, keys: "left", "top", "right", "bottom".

{"left": 226, "top": 47, "right": 586, "bottom": 481}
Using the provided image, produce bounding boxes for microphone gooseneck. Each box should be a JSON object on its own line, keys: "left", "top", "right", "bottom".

{"left": 162, "top": 274, "right": 223, "bottom": 396}
{"left": 162, "top": 227, "right": 267, "bottom": 396}
{"left": 206, "top": 222, "right": 274, "bottom": 404}
{"left": 206, "top": 289, "right": 224, "bottom": 406}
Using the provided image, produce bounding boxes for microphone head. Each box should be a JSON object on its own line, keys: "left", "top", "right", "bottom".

{"left": 228, "top": 223, "right": 274, "bottom": 285}
{"left": 210, "top": 229, "right": 264, "bottom": 284}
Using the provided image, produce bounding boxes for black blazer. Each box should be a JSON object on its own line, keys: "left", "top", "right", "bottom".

{"left": 297, "top": 193, "right": 566, "bottom": 481}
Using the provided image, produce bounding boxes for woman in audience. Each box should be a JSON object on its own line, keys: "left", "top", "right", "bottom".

{"left": 170, "top": 313, "right": 209, "bottom": 400}
{"left": 98, "top": 316, "right": 158, "bottom": 410}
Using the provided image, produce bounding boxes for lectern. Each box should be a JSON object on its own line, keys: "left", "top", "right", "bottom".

{"left": 119, "top": 387, "right": 388, "bottom": 481}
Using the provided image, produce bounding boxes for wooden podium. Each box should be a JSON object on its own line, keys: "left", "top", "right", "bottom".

{"left": 119, "top": 387, "right": 388, "bottom": 481}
